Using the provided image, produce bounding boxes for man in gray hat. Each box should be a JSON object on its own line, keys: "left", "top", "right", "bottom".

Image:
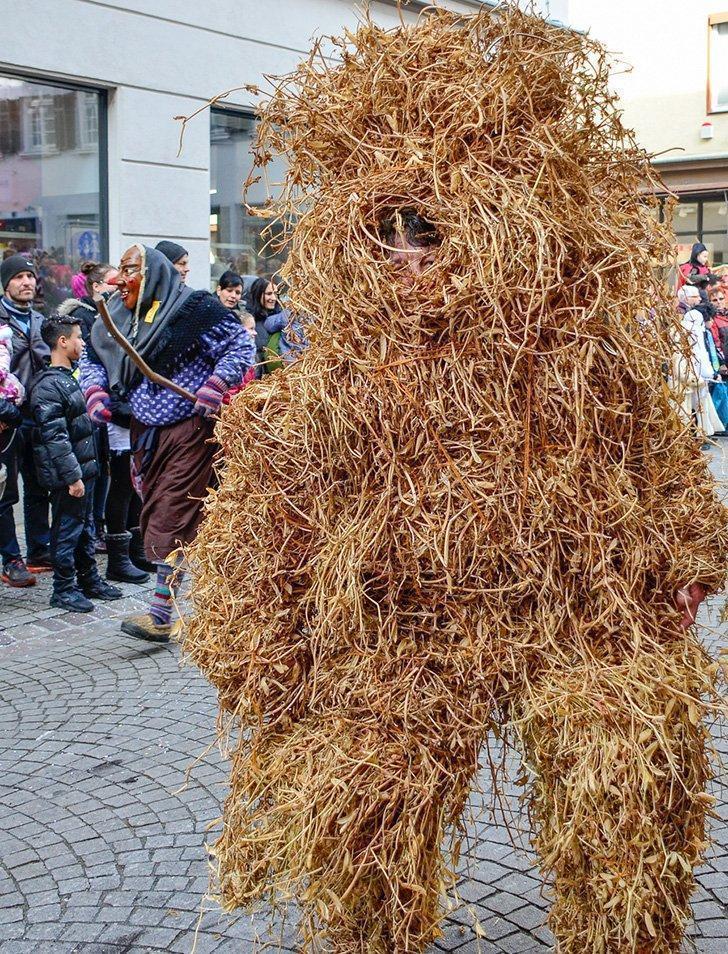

{"left": 0, "top": 254, "right": 51, "bottom": 586}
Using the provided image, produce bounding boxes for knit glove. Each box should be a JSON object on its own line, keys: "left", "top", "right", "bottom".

{"left": 84, "top": 385, "right": 112, "bottom": 425}
{"left": 193, "top": 374, "right": 228, "bottom": 418}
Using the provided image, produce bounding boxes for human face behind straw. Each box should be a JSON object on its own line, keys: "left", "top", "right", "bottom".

{"left": 388, "top": 234, "right": 438, "bottom": 285}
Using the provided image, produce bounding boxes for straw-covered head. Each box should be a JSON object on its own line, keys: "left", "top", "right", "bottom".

{"left": 253, "top": 4, "right": 671, "bottom": 350}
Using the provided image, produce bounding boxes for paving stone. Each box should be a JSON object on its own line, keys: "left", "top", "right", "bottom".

{"left": 498, "top": 932, "right": 546, "bottom": 952}
{"left": 506, "top": 904, "right": 547, "bottom": 932}
{"left": 59, "top": 922, "right": 106, "bottom": 943}
{"left": 700, "top": 919, "right": 728, "bottom": 939}
{"left": 455, "top": 879, "right": 498, "bottom": 905}
{"left": 691, "top": 900, "right": 726, "bottom": 920}
{"left": 481, "top": 892, "right": 527, "bottom": 917}
{"left": 695, "top": 941, "right": 728, "bottom": 954}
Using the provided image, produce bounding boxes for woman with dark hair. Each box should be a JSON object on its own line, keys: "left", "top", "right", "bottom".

{"left": 245, "top": 277, "right": 282, "bottom": 376}
{"left": 216, "top": 271, "right": 244, "bottom": 312}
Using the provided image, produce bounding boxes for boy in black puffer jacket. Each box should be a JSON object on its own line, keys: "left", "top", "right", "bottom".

{"left": 29, "top": 315, "right": 122, "bottom": 613}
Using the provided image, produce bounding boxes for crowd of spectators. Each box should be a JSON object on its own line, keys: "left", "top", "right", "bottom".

{"left": 675, "top": 241, "right": 728, "bottom": 439}
{"left": 0, "top": 241, "right": 305, "bottom": 636}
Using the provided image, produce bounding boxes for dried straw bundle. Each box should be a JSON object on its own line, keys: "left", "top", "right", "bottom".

{"left": 183, "top": 5, "right": 727, "bottom": 951}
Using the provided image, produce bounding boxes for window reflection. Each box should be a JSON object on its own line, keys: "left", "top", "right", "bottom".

{"left": 673, "top": 202, "right": 698, "bottom": 235}
{"left": 674, "top": 196, "right": 728, "bottom": 266}
{"left": 210, "top": 108, "right": 287, "bottom": 290}
{"left": 0, "top": 75, "right": 104, "bottom": 314}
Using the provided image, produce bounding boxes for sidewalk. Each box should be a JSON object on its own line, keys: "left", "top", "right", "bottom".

{"left": 0, "top": 452, "right": 726, "bottom": 953}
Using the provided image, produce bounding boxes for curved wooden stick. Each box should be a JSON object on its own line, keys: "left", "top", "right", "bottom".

{"left": 96, "top": 298, "right": 197, "bottom": 404}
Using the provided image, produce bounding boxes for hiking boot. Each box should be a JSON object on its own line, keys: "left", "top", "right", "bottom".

{"left": 50, "top": 589, "right": 94, "bottom": 613}
{"left": 2, "top": 558, "right": 36, "bottom": 588}
{"left": 106, "top": 532, "right": 149, "bottom": 585}
{"left": 128, "top": 527, "right": 156, "bottom": 574}
{"left": 120, "top": 613, "right": 180, "bottom": 644}
{"left": 26, "top": 552, "right": 53, "bottom": 573}
{"left": 81, "top": 578, "right": 123, "bottom": 601}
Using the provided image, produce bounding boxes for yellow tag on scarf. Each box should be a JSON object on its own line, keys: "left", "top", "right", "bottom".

{"left": 144, "top": 300, "right": 161, "bottom": 323}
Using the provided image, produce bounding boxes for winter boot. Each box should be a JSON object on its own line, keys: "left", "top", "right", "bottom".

{"left": 105, "top": 532, "right": 149, "bottom": 584}
{"left": 128, "top": 527, "right": 156, "bottom": 574}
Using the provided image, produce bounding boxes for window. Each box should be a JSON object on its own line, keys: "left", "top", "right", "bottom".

{"left": 23, "top": 95, "right": 57, "bottom": 154}
{"left": 708, "top": 14, "right": 728, "bottom": 113}
{"left": 209, "top": 108, "right": 288, "bottom": 288}
{"left": 673, "top": 195, "right": 728, "bottom": 266}
{"left": 0, "top": 74, "right": 106, "bottom": 314}
{"left": 77, "top": 92, "right": 98, "bottom": 150}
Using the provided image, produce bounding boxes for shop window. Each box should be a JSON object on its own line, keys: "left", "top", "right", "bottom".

{"left": 209, "top": 108, "right": 287, "bottom": 290}
{"left": 673, "top": 195, "right": 728, "bottom": 266}
{"left": 673, "top": 202, "right": 698, "bottom": 235}
{"left": 709, "top": 14, "right": 728, "bottom": 113}
{"left": 0, "top": 74, "right": 105, "bottom": 313}
{"left": 702, "top": 198, "right": 728, "bottom": 231}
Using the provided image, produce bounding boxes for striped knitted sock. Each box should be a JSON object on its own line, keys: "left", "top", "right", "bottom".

{"left": 149, "top": 562, "right": 179, "bottom": 626}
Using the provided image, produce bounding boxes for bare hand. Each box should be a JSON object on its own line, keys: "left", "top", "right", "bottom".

{"left": 676, "top": 583, "right": 707, "bottom": 628}
{"left": 68, "top": 479, "right": 85, "bottom": 498}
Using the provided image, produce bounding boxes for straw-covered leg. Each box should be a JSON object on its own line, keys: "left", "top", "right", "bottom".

{"left": 213, "top": 715, "right": 481, "bottom": 953}
{"left": 517, "top": 645, "right": 716, "bottom": 953}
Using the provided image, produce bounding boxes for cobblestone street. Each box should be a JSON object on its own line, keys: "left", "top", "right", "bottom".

{"left": 0, "top": 450, "right": 726, "bottom": 953}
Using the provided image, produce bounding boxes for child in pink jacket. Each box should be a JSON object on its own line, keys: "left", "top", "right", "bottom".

{"left": 0, "top": 325, "right": 25, "bottom": 406}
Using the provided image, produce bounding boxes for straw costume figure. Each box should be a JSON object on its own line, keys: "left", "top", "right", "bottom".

{"left": 183, "top": 5, "right": 727, "bottom": 952}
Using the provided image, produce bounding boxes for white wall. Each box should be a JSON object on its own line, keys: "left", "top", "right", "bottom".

{"left": 565, "top": 1, "right": 728, "bottom": 160}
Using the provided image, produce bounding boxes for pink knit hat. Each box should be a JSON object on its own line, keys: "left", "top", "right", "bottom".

{"left": 71, "top": 271, "right": 88, "bottom": 299}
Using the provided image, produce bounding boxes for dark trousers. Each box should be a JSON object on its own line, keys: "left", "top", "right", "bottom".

{"left": 105, "top": 449, "right": 142, "bottom": 534}
{"left": 50, "top": 478, "right": 100, "bottom": 594}
{"left": 91, "top": 425, "right": 109, "bottom": 529}
{"left": 0, "top": 422, "right": 51, "bottom": 567}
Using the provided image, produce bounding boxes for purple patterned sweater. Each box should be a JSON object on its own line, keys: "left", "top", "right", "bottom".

{"left": 79, "top": 318, "right": 255, "bottom": 427}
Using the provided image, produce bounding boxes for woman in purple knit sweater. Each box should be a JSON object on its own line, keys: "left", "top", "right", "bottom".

{"left": 80, "top": 244, "right": 254, "bottom": 642}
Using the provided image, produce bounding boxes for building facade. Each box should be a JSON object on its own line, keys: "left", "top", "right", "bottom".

{"left": 566, "top": 0, "right": 728, "bottom": 268}
{"left": 0, "top": 0, "right": 564, "bottom": 306}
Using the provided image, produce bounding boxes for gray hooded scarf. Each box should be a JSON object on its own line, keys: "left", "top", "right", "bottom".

{"left": 89, "top": 244, "right": 192, "bottom": 393}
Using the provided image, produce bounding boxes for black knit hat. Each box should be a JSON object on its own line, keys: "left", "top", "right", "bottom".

{"left": 1, "top": 254, "right": 37, "bottom": 289}
{"left": 154, "top": 240, "right": 188, "bottom": 264}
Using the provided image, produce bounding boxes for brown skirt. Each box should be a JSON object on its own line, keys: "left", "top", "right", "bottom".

{"left": 131, "top": 415, "right": 217, "bottom": 563}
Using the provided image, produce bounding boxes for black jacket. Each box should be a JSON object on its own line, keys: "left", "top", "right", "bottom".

{"left": 0, "top": 300, "right": 50, "bottom": 398}
{"left": 0, "top": 396, "right": 21, "bottom": 454}
{"left": 28, "top": 365, "right": 98, "bottom": 489}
